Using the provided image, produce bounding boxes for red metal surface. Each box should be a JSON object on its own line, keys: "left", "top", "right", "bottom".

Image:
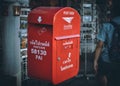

{"left": 28, "top": 7, "right": 62, "bottom": 25}
{"left": 27, "top": 7, "right": 81, "bottom": 84}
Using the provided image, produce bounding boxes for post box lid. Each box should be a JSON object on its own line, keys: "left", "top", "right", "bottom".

{"left": 28, "top": 7, "right": 62, "bottom": 25}
{"left": 53, "top": 7, "right": 81, "bottom": 37}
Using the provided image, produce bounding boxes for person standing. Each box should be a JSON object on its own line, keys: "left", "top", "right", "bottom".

{"left": 94, "top": 0, "right": 120, "bottom": 86}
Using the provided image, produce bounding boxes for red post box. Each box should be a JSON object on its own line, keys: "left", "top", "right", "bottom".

{"left": 27, "top": 7, "right": 81, "bottom": 84}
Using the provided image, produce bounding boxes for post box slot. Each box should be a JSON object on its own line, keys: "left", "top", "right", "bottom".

{"left": 30, "top": 23, "right": 53, "bottom": 27}
{"left": 55, "top": 34, "right": 80, "bottom": 40}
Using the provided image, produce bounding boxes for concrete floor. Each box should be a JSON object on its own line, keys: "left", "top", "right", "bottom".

{"left": 22, "top": 75, "right": 99, "bottom": 86}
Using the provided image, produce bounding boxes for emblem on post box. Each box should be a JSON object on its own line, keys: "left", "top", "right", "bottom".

{"left": 37, "top": 16, "right": 42, "bottom": 23}
{"left": 62, "top": 17, "right": 74, "bottom": 24}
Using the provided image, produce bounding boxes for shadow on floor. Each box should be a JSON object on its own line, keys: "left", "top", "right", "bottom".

{"left": 22, "top": 75, "right": 99, "bottom": 86}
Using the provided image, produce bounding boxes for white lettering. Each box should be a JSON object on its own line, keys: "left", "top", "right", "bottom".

{"left": 30, "top": 40, "right": 50, "bottom": 47}
{"left": 63, "top": 11, "right": 75, "bottom": 15}
{"left": 35, "top": 55, "right": 43, "bottom": 60}
{"left": 31, "top": 48, "right": 47, "bottom": 56}
{"left": 64, "top": 25, "right": 72, "bottom": 30}
{"left": 62, "top": 52, "right": 72, "bottom": 64}
{"left": 60, "top": 64, "right": 73, "bottom": 71}
{"left": 29, "top": 40, "right": 50, "bottom": 61}
{"left": 31, "top": 48, "right": 37, "bottom": 54}
{"left": 63, "top": 41, "right": 73, "bottom": 46}
{"left": 63, "top": 58, "right": 71, "bottom": 64}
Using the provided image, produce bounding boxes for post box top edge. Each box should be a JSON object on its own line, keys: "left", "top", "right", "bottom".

{"left": 28, "top": 7, "right": 63, "bottom": 25}
{"left": 28, "top": 7, "right": 80, "bottom": 25}
{"left": 53, "top": 7, "right": 81, "bottom": 21}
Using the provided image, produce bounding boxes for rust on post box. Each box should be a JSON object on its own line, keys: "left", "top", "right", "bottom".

{"left": 27, "top": 7, "right": 81, "bottom": 84}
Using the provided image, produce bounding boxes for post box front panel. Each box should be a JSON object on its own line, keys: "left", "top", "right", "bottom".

{"left": 27, "top": 24, "right": 52, "bottom": 81}
{"left": 52, "top": 7, "right": 80, "bottom": 84}
{"left": 55, "top": 37, "right": 79, "bottom": 83}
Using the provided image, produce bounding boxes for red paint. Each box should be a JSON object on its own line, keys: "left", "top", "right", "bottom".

{"left": 27, "top": 7, "right": 81, "bottom": 84}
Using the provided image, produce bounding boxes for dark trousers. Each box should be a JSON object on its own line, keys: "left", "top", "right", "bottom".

{"left": 107, "top": 70, "right": 120, "bottom": 86}
{"left": 97, "top": 61, "right": 120, "bottom": 86}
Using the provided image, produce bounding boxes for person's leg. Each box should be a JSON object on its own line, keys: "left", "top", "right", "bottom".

{"left": 102, "top": 76, "right": 107, "bottom": 86}
{"left": 110, "top": 70, "right": 120, "bottom": 86}
{"left": 106, "top": 63, "right": 120, "bottom": 86}
{"left": 114, "top": 65, "right": 120, "bottom": 86}
{"left": 96, "top": 75, "right": 107, "bottom": 86}
{"left": 96, "top": 61, "right": 110, "bottom": 86}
